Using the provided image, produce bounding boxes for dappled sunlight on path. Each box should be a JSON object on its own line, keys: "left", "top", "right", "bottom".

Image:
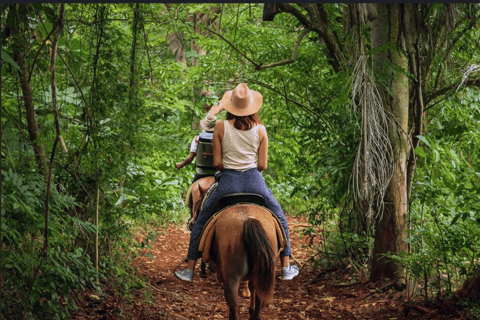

{"left": 71, "top": 215, "right": 433, "bottom": 319}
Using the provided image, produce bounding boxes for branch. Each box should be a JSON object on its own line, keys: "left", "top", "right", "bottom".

{"left": 256, "top": 28, "right": 310, "bottom": 70}
{"left": 54, "top": 160, "right": 92, "bottom": 197}
{"left": 434, "top": 13, "right": 476, "bottom": 91}
{"left": 28, "top": 26, "right": 55, "bottom": 83}
{"left": 245, "top": 78, "right": 317, "bottom": 116}
{"left": 206, "top": 25, "right": 310, "bottom": 71}
{"left": 362, "top": 279, "right": 396, "bottom": 298}
{"left": 204, "top": 27, "right": 261, "bottom": 68}
{"left": 404, "top": 304, "right": 431, "bottom": 314}
{"left": 57, "top": 52, "right": 88, "bottom": 112}
{"left": 34, "top": 5, "right": 89, "bottom": 118}
{"left": 245, "top": 77, "right": 335, "bottom": 132}
{"left": 65, "top": 18, "right": 128, "bottom": 25}
{"left": 277, "top": 3, "right": 311, "bottom": 28}
{"left": 277, "top": 3, "right": 343, "bottom": 71}
{"left": 278, "top": 72, "right": 334, "bottom": 132}
{"left": 334, "top": 279, "right": 370, "bottom": 287}
{"left": 425, "top": 78, "right": 480, "bottom": 107}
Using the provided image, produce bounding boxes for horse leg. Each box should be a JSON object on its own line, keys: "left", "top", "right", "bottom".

{"left": 200, "top": 259, "right": 207, "bottom": 278}
{"left": 248, "top": 280, "right": 256, "bottom": 319}
{"left": 240, "top": 280, "right": 251, "bottom": 298}
{"left": 250, "top": 294, "right": 266, "bottom": 320}
{"left": 224, "top": 278, "right": 241, "bottom": 320}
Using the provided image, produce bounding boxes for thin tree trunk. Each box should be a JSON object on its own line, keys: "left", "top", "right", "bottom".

{"left": 404, "top": 4, "right": 424, "bottom": 215}
{"left": 50, "top": 3, "right": 68, "bottom": 153}
{"left": 370, "top": 4, "right": 409, "bottom": 284}
{"left": 95, "top": 183, "right": 99, "bottom": 284}
{"left": 11, "top": 3, "right": 48, "bottom": 176}
{"left": 0, "top": 6, "right": 3, "bottom": 309}
{"left": 23, "top": 17, "right": 65, "bottom": 308}
{"left": 43, "top": 0, "right": 66, "bottom": 262}
{"left": 90, "top": 4, "right": 106, "bottom": 115}
{"left": 14, "top": 50, "right": 48, "bottom": 176}
{"left": 129, "top": 3, "right": 140, "bottom": 105}
{"left": 142, "top": 22, "right": 154, "bottom": 85}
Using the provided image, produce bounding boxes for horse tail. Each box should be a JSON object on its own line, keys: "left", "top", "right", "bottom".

{"left": 243, "top": 218, "right": 275, "bottom": 301}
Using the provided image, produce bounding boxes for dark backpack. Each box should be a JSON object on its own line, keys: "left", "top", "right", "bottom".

{"left": 195, "top": 132, "right": 214, "bottom": 168}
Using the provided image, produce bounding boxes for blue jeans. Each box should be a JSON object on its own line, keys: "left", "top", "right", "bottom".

{"left": 187, "top": 168, "right": 292, "bottom": 260}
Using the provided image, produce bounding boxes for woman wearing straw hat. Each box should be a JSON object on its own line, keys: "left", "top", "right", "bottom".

{"left": 175, "top": 83, "right": 299, "bottom": 282}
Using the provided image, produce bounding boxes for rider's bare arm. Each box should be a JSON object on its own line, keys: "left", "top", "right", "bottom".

{"left": 208, "top": 102, "right": 224, "bottom": 116}
{"left": 257, "top": 125, "right": 268, "bottom": 172}
{"left": 176, "top": 152, "right": 196, "bottom": 169}
{"left": 213, "top": 121, "right": 224, "bottom": 172}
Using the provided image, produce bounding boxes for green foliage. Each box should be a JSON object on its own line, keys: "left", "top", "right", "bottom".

{"left": 1, "top": 3, "right": 193, "bottom": 318}
{"left": 2, "top": 3, "right": 480, "bottom": 317}
{"left": 387, "top": 89, "right": 480, "bottom": 296}
{"left": 1, "top": 168, "right": 98, "bottom": 319}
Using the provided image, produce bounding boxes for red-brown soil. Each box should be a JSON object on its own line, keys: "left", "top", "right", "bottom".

{"left": 71, "top": 215, "right": 476, "bottom": 319}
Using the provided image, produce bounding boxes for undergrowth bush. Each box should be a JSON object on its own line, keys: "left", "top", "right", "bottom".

{"left": 1, "top": 168, "right": 98, "bottom": 319}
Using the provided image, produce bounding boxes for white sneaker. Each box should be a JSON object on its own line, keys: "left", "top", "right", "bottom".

{"left": 281, "top": 265, "right": 299, "bottom": 280}
{"left": 174, "top": 268, "right": 194, "bottom": 282}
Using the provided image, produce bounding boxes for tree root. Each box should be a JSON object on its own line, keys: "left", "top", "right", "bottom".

{"left": 453, "top": 271, "right": 480, "bottom": 301}
{"left": 363, "top": 279, "right": 397, "bottom": 298}
{"left": 334, "top": 279, "right": 369, "bottom": 287}
{"left": 403, "top": 304, "right": 431, "bottom": 316}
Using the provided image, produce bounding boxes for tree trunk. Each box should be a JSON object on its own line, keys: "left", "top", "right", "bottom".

{"left": 11, "top": 6, "right": 48, "bottom": 176}
{"left": 129, "top": 3, "right": 140, "bottom": 105}
{"left": 370, "top": 4, "right": 409, "bottom": 284}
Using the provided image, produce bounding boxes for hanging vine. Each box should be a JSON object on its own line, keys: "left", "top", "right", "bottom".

{"left": 350, "top": 55, "right": 394, "bottom": 227}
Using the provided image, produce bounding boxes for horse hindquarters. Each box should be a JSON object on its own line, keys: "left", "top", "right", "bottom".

{"left": 208, "top": 206, "right": 278, "bottom": 320}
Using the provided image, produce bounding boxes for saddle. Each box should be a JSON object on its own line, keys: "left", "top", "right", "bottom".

{"left": 197, "top": 193, "right": 287, "bottom": 264}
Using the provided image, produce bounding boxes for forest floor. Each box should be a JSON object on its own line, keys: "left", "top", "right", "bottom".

{"left": 71, "top": 214, "right": 476, "bottom": 320}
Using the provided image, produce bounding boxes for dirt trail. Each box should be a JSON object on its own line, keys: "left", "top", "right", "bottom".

{"left": 72, "top": 215, "right": 459, "bottom": 319}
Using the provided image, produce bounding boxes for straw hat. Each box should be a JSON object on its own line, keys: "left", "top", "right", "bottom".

{"left": 199, "top": 113, "right": 217, "bottom": 132}
{"left": 219, "top": 83, "right": 263, "bottom": 117}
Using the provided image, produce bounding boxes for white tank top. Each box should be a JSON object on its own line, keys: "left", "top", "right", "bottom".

{"left": 222, "top": 120, "right": 262, "bottom": 171}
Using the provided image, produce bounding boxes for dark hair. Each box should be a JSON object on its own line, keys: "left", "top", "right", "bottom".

{"left": 226, "top": 112, "right": 262, "bottom": 131}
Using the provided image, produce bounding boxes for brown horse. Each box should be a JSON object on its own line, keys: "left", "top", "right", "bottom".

{"left": 199, "top": 201, "right": 284, "bottom": 320}
{"left": 188, "top": 178, "right": 255, "bottom": 297}
{"left": 185, "top": 176, "right": 215, "bottom": 276}
{"left": 186, "top": 176, "right": 215, "bottom": 228}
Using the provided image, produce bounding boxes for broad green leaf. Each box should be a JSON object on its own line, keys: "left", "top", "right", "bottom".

{"left": 1, "top": 51, "right": 20, "bottom": 71}
{"left": 414, "top": 146, "right": 426, "bottom": 158}
{"left": 451, "top": 212, "right": 462, "bottom": 225}
{"left": 416, "top": 135, "right": 430, "bottom": 147}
